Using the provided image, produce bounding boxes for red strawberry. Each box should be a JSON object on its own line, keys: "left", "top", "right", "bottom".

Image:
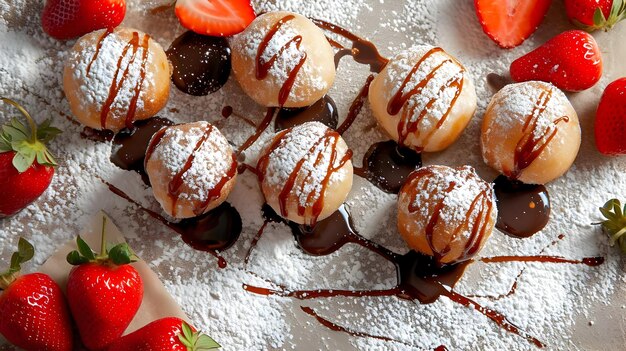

{"left": 66, "top": 218, "right": 143, "bottom": 350}
{"left": 0, "top": 238, "right": 74, "bottom": 351}
{"left": 41, "top": 0, "right": 126, "bottom": 40}
{"left": 595, "top": 77, "right": 626, "bottom": 155}
{"left": 105, "top": 317, "right": 220, "bottom": 351}
{"left": 474, "top": 0, "right": 553, "bottom": 48}
{"left": 510, "top": 30, "right": 603, "bottom": 92}
{"left": 0, "top": 98, "right": 60, "bottom": 218}
{"left": 175, "top": 0, "right": 256, "bottom": 37}
{"left": 565, "top": 0, "right": 626, "bottom": 31}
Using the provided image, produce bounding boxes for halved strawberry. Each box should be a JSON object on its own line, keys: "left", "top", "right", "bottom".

{"left": 475, "top": 0, "right": 553, "bottom": 48}
{"left": 175, "top": 0, "right": 256, "bottom": 37}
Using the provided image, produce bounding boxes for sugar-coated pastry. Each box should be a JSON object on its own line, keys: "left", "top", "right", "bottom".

{"left": 64, "top": 27, "right": 170, "bottom": 132}
{"left": 145, "top": 122, "right": 237, "bottom": 219}
{"left": 231, "top": 11, "right": 336, "bottom": 108}
{"left": 481, "top": 81, "right": 580, "bottom": 185}
{"left": 397, "top": 165, "right": 496, "bottom": 264}
{"left": 257, "top": 122, "right": 353, "bottom": 226}
{"left": 369, "top": 45, "right": 477, "bottom": 152}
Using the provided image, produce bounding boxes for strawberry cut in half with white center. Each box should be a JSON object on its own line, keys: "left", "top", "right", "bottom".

{"left": 175, "top": 0, "right": 256, "bottom": 37}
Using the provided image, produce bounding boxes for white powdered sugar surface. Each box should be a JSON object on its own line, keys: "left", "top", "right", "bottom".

{"left": 0, "top": 1, "right": 625, "bottom": 351}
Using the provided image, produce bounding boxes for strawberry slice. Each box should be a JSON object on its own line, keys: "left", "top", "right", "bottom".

{"left": 475, "top": 0, "right": 553, "bottom": 48}
{"left": 175, "top": 0, "right": 256, "bottom": 37}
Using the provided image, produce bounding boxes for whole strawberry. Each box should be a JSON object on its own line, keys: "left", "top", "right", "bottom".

{"left": 0, "top": 238, "right": 74, "bottom": 351}
{"left": 0, "top": 98, "right": 60, "bottom": 218}
{"left": 595, "top": 77, "right": 626, "bottom": 155}
{"left": 106, "top": 317, "right": 220, "bottom": 351}
{"left": 510, "top": 30, "right": 603, "bottom": 92}
{"left": 66, "top": 218, "right": 143, "bottom": 350}
{"left": 565, "top": 0, "right": 626, "bottom": 31}
{"left": 41, "top": 0, "right": 126, "bottom": 40}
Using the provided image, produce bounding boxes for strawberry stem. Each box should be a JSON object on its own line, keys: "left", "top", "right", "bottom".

{"left": 0, "top": 97, "right": 38, "bottom": 144}
{"left": 100, "top": 216, "right": 107, "bottom": 257}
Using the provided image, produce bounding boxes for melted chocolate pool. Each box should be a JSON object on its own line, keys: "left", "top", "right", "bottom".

{"left": 167, "top": 31, "right": 231, "bottom": 96}
{"left": 275, "top": 95, "right": 339, "bottom": 131}
{"left": 493, "top": 175, "right": 550, "bottom": 238}
{"left": 354, "top": 140, "right": 422, "bottom": 194}
{"left": 110, "top": 117, "right": 174, "bottom": 185}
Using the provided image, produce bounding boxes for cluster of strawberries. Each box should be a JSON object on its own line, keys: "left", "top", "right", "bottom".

{"left": 0, "top": 223, "right": 219, "bottom": 350}
{"left": 475, "top": 0, "right": 626, "bottom": 155}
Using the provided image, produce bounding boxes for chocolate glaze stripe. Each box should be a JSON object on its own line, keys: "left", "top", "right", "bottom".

{"left": 511, "top": 88, "right": 569, "bottom": 179}
{"left": 256, "top": 130, "right": 353, "bottom": 226}
{"left": 99, "top": 32, "right": 152, "bottom": 130}
{"left": 478, "top": 255, "right": 604, "bottom": 266}
{"left": 86, "top": 28, "right": 113, "bottom": 75}
{"left": 256, "top": 15, "right": 307, "bottom": 106}
{"left": 387, "top": 48, "right": 465, "bottom": 148}
{"left": 299, "top": 306, "right": 416, "bottom": 347}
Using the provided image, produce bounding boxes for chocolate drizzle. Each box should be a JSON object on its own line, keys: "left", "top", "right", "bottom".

{"left": 245, "top": 203, "right": 606, "bottom": 347}
{"left": 167, "top": 31, "right": 231, "bottom": 96}
{"left": 88, "top": 30, "right": 152, "bottom": 130}
{"left": 493, "top": 175, "right": 550, "bottom": 238}
{"left": 300, "top": 306, "right": 414, "bottom": 346}
{"left": 256, "top": 15, "right": 307, "bottom": 106}
{"left": 354, "top": 140, "right": 422, "bottom": 194}
{"left": 403, "top": 167, "right": 494, "bottom": 263}
{"left": 110, "top": 117, "right": 175, "bottom": 185}
{"left": 336, "top": 75, "right": 375, "bottom": 135}
{"left": 275, "top": 95, "right": 338, "bottom": 131}
{"left": 387, "top": 47, "right": 465, "bottom": 149}
{"left": 104, "top": 181, "right": 241, "bottom": 268}
{"left": 256, "top": 128, "right": 353, "bottom": 226}
{"left": 311, "top": 18, "right": 389, "bottom": 73}
{"left": 144, "top": 123, "right": 238, "bottom": 217}
{"left": 510, "top": 88, "right": 570, "bottom": 179}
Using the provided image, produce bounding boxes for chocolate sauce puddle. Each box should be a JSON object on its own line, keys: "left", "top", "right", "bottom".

{"left": 167, "top": 31, "right": 231, "bottom": 96}
{"left": 104, "top": 181, "right": 241, "bottom": 268}
{"left": 110, "top": 117, "right": 175, "bottom": 185}
{"left": 493, "top": 175, "right": 550, "bottom": 238}
{"left": 275, "top": 95, "right": 338, "bottom": 131}
{"left": 354, "top": 140, "right": 422, "bottom": 194}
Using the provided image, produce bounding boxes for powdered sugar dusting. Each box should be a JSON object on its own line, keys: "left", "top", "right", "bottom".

{"left": 0, "top": 0, "right": 625, "bottom": 350}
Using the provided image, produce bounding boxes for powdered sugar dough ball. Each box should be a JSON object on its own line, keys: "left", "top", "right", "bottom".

{"left": 145, "top": 122, "right": 237, "bottom": 219}
{"left": 230, "top": 11, "right": 336, "bottom": 108}
{"left": 397, "top": 165, "right": 497, "bottom": 264}
{"left": 257, "top": 122, "right": 353, "bottom": 226}
{"left": 369, "top": 46, "right": 477, "bottom": 152}
{"left": 63, "top": 27, "right": 171, "bottom": 132}
{"left": 481, "top": 81, "right": 581, "bottom": 185}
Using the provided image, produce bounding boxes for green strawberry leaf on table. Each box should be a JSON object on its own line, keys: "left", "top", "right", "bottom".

{"left": 598, "top": 199, "right": 626, "bottom": 253}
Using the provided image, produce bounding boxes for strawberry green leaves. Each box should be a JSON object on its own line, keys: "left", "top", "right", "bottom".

{"left": 0, "top": 97, "right": 61, "bottom": 173}
{"left": 67, "top": 217, "right": 139, "bottom": 266}
{"left": 597, "top": 199, "right": 626, "bottom": 254}
{"left": 178, "top": 322, "right": 221, "bottom": 351}
{"left": 0, "top": 237, "right": 35, "bottom": 290}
